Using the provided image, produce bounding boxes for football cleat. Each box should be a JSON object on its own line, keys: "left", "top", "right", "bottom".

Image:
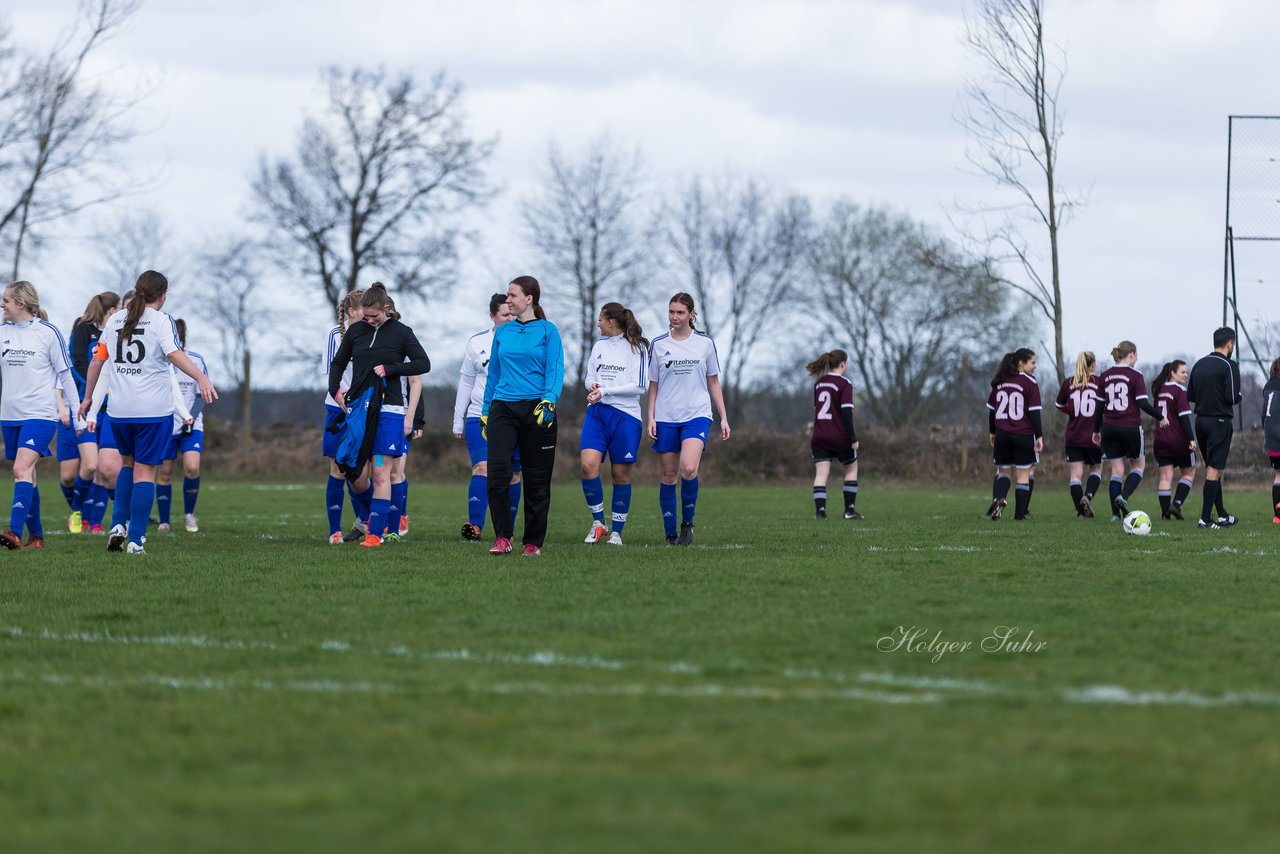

{"left": 1078, "top": 495, "right": 1094, "bottom": 518}
{"left": 677, "top": 522, "right": 695, "bottom": 546}
{"left": 107, "top": 524, "right": 127, "bottom": 552}
{"left": 844, "top": 509, "right": 865, "bottom": 521}
{"left": 359, "top": 534, "right": 382, "bottom": 548}
{"left": 328, "top": 532, "right": 344, "bottom": 545}
{"left": 584, "top": 520, "right": 607, "bottom": 544}
{"left": 68, "top": 511, "right": 83, "bottom": 533}
{"left": 989, "top": 499, "right": 1007, "bottom": 522}
{"left": 461, "top": 522, "right": 482, "bottom": 541}
{"left": 1198, "top": 519, "right": 1222, "bottom": 529}
{"left": 23, "top": 536, "right": 43, "bottom": 549}
{"left": 489, "top": 537, "right": 513, "bottom": 555}
{"left": 382, "top": 532, "right": 402, "bottom": 543}
{"left": 1273, "top": 516, "right": 1280, "bottom": 525}
{"left": 399, "top": 514, "right": 409, "bottom": 536}
{"left": 1161, "top": 513, "right": 1171, "bottom": 521}
{"left": 82, "top": 520, "right": 90, "bottom": 533}
{"left": 89, "top": 524, "right": 105, "bottom": 535}
{"left": 0, "top": 529, "right": 21, "bottom": 550}
{"left": 157, "top": 523, "right": 171, "bottom": 533}
{"left": 184, "top": 513, "right": 199, "bottom": 533}
{"left": 665, "top": 535, "right": 678, "bottom": 545}
{"left": 815, "top": 508, "right": 827, "bottom": 520}
{"left": 1168, "top": 502, "right": 1184, "bottom": 521}
{"left": 343, "top": 522, "right": 368, "bottom": 543}
{"left": 1215, "top": 515, "right": 1239, "bottom": 528}
{"left": 1110, "top": 514, "right": 1121, "bottom": 523}
{"left": 126, "top": 542, "right": 146, "bottom": 555}
{"left": 521, "top": 543, "right": 542, "bottom": 556}
{"left": 1114, "top": 494, "right": 1129, "bottom": 515}
{"left": 984, "top": 498, "right": 1000, "bottom": 518}
{"left": 607, "top": 531, "right": 623, "bottom": 546}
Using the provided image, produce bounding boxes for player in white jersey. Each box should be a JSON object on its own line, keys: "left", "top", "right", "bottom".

{"left": 156, "top": 319, "right": 207, "bottom": 534}
{"left": 580, "top": 302, "right": 647, "bottom": 546}
{"left": 321, "top": 290, "right": 372, "bottom": 544}
{"left": 453, "top": 293, "right": 521, "bottom": 541}
{"left": 78, "top": 272, "right": 217, "bottom": 555}
{"left": 0, "top": 281, "right": 83, "bottom": 549}
{"left": 646, "top": 292, "right": 730, "bottom": 545}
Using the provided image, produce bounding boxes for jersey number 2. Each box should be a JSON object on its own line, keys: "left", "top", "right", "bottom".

{"left": 816, "top": 390, "right": 833, "bottom": 420}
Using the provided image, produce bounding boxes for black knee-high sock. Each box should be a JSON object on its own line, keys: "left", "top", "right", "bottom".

{"left": 994, "top": 475, "right": 1012, "bottom": 501}
{"left": 1201, "top": 479, "right": 1220, "bottom": 523}
{"left": 1122, "top": 470, "right": 1143, "bottom": 499}
{"left": 1157, "top": 490, "right": 1171, "bottom": 517}
{"left": 1173, "top": 478, "right": 1192, "bottom": 508}
{"left": 1215, "top": 479, "right": 1228, "bottom": 516}
{"left": 1109, "top": 477, "right": 1123, "bottom": 511}
{"left": 1085, "top": 472, "right": 1102, "bottom": 499}
{"left": 1014, "top": 484, "right": 1031, "bottom": 520}
{"left": 992, "top": 473, "right": 999, "bottom": 499}
{"left": 1070, "top": 480, "right": 1084, "bottom": 514}
{"left": 844, "top": 480, "right": 858, "bottom": 512}
{"left": 813, "top": 487, "right": 827, "bottom": 515}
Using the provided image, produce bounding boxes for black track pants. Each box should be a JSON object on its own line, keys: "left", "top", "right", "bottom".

{"left": 486, "top": 399, "right": 558, "bottom": 546}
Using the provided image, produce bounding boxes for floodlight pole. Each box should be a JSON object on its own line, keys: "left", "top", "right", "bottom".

{"left": 1223, "top": 116, "right": 1234, "bottom": 328}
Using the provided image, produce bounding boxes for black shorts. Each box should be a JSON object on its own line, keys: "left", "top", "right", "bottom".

{"left": 992, "top": 430, "right": 1036, "bottom": 468}
{"left": 1064, "top": 445, "right": 1102, "bottom": 465}
{"left": 1100, "top": 424, "right": 1143, "bottom": 461}
{"left": 1270, "top": 454, "right": 1280, "bottom": 471}
{"left": 1194, "top": 416, "right": 1233, "bottom": 470}
{"left": 812, "top": 443, "right": 857, "bottom": 466}
{"left": 1155, "top": 452, "right": 1196, "bottom": 469}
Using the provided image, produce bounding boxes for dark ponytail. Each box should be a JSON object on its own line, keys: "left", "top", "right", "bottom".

{"left": 601, "top": 301, "right": 647, "bottom": 353}
{"left": 991, "top": 347, "right": 1035, "bottom": 387}
{"left": 511, "top": 276, "right": 545, "bottom": 320}
{"left": 806, "top": 349, "right": 848, "bottom": 378}
{"left": 1271, "top": 358, "right": 1280, "bottom": 380}
{"left": 1151, "top": 360, "right": 1185, "bottom": 397}
{"left": 174, "top": 318, "right": 187, "bottom": 350}
{"left": 121, "top": 271, "right": 168, "bottom": 340}
{"left": 360, "top": 282, "right": 391, "bottom": 318}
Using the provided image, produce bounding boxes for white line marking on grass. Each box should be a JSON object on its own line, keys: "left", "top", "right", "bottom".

{"left": 1062, "top": 685, "right": 1280, "bottom": 707}
{"left": 0, "top": 670, "right": 394, "bottom": 695}
{"left": 3, "top": 627, "right": 280, "bottom": 651}
{"left": 475, "top": 681, "right": 940, "bottom": 704}
{"left": 783, "top": 668, "right": 1006, "bottom": 695}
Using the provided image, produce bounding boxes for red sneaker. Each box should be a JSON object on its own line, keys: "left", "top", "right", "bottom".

{"left": 0, "top": 530, "right": 20, "bottom": 550}
{"left": 82, "top": 521, "right": 91, "bottom": 533}
{"left": 89, "top": 524, "right": 105, "bottom": 535}
{"left": 489, "top": 536, "right": 513, "bottom": 555}
{"left": 23, "top": 537, "right": 43, "bottom": 549}
{"left": 359, "top": 534, "right": 382, "bottom": 548}
{"left": 399, "top": 514, "right": 409, "bottom": 536}
{"left": 521, "top": 543, "right": 541, "bottom": 557}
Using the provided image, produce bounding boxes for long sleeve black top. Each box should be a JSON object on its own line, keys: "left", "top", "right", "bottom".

{"left": 1187, "top": 352, "right": 1242, "bottom": 418}
{"left": 328, "top": 318, "right": 430, "bottom": 411}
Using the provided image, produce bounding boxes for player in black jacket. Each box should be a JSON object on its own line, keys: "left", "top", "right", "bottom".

{"left": 1187, "top": 327, "right": 1242, "bottom": 528}
{"left": 328, "top": 284, "right": 430, "bottom": 546}
{"left": 1261, "top": 359, "right": 1280, "bottom": 523}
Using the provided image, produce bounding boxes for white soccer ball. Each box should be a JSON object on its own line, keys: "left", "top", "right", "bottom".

{"left": 1122, "top": 510, "right": 1152, "bottom": 536}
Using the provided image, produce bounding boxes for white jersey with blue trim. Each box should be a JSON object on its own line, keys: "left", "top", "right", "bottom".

{"left": 171, "top": 350, "right": 209, "bottom": 432}
{"left": 648, "top": 330, "right": 720, "bottom": 423}
{"left": 586, "top": 334, "right": 647, "bottom": 421}
{"left": 322, "top": 324, "right": 353, "bottom": 408}
{"left": 97, "top": 307, "right": 180, "bottom": 421}
{"left": 452, "top": 327, "right": 494, "bottom": 433}
{"left": 1, "top": 319, "right": 79, "bottom": 423}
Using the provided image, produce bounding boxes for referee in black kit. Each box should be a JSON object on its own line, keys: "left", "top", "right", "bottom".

{"left": 1187, "top": 327, "right": 1242, "bottom": 528}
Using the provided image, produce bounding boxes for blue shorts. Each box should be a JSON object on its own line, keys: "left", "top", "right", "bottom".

{"left": 112, "top": 418, "right": 173, "bottom": 466}
{"left": 165, "top": 429, "right": 205, "bottom": 461}
{"left": 652, "top": 418, "right": 713, "bottom": 454}
{"left": 2, "top": 420, "right": 57, "bottom": 461}
{"left": 56, "top": 420, "right": 95, "bottom": 461}
{"left": 323, "top": 405, "right": 342, "bottom": 458}
{"left": 580, "top": 404, "right": 642, "bottom": 463}
{"left": 465, "top": 417, "right": 521, "bottom": 471}
{"left": 372, "top": 411, "right": 408, "bottom": 459}
{"left": 97, "top": 411, "right": 118, "bottom": 451}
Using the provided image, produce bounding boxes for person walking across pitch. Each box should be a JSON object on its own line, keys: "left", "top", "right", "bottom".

{"left": 1187, "top": 327, "right": 1242, "bottom": 529}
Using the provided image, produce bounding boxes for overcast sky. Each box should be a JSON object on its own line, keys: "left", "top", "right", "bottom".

{"left": 11, "top": 0, "right": 1280, "bottom": 386}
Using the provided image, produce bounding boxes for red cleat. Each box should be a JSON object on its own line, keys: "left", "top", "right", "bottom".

{"left": 489, "top": 536, "right": 513, "bottom": 555}
{"left": 0, "top": 530, "right": 21, "bottom": 550}
{"left": 521, "top": 543, "right": 541, "bottom": 557}
{"left": 23, "top": 537, "right": 43, "bottom": 549}
{"left": 89, "top": 524, "right": 105, "bottom": 535}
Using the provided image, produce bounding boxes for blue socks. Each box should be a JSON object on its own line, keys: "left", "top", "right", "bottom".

{"left": 183, "top": 476, "right": 200, "bottom": 515}
{"left": 509, "top": 480, "right": 522, "bottom": 521}
{"left": 25, "top": 486, "right": 43, "bottom": 537}
{"left": 112, "top": 467, "right": 135, "bottom": 530}
{"left": 660, "top": 482, "right": 678, "bottom": 537}
{"left": 347, "top": 483, "right": 372, "bottom": 525}
{"left": 87, "top": 483, "right": 110, "bottom": 528}
{"left": 680, "top": 476, "right": 699, "bottom": 526}
{"left": 326, "top": 476, "right": 345, "bottom": 534}
{"left": 128, "top": 481, "right": 154, "bottom": 546}
{"left": 611, "top": 484, "right": 631, "bottom": 533}
{"left": 368, "top": 497, "right": 389, "bottom": 538}
{"left": 10, "top": 481, "right": 33, "bottom": 535}
{"left": 156, "top": 484, "right": 172, "bottom": 525}
{"left": 387, "top": 481, "right": 408, "bottom": 535}
{"left": 61, "top": 482, "right": 77, "bottom": 511}
{"left": 75, "top": 475, "right": 93, "bottom": 513}
{"left": 468, "top": 474, "right": 487, "bottom": 527}
{"left": 582, "top": 477, "right": 605, "bottom": 522}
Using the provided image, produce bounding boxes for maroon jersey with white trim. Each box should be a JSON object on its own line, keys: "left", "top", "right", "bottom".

{"left": 1154, "top": 382, "right": 1192, "bottom": 457}
{"left": 1095, "top": 365, "right": 1149, "bottom": 428}
{"left": 812, "top": 373, "right": 854, "bottom": 448}
{"left": 1055, "top": 378, "right": 1099, "bottom": 447}
{"left": 986, "top": 373, "right": 1041, "bottom": 436}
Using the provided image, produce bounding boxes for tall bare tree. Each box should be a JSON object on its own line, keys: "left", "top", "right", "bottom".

{"left": 91, "top": 210, "right": 176, "bottom": 295}
{"left": 250, "top": 66, "right": 495, "bottom": 309}
{"left": 0, "top": 0, "right": 145, "bottom": 280}
{"left": 810, "top": 201, "right": 1032, "bottom": 428}
{"left": 521, "top": 135, "right": 648, "bottom": 385}
{"left": 663, "top": 176, "right": 811, "bottom": 409}
{"left": 959, "top": 0, "right": 1077, "bottom": 385}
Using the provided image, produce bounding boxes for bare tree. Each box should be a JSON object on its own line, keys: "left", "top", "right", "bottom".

{"left": 810, "top": 201, "right": 1033, "bottom": 428}
{"left": 521, "top": 135, "right": 649, "bottom": 385}
{"left": 663, "top": 176, "right": 811, "bottom": 409}
{"left": 91, "top": 210, "right": 176, "bottom": 294}
{"left": 250, "top": 66, "right": 496, "bottom": 309}
{"left": 959, "top": 0, "right": 1078, "bottom": 385}
{"left": 190, "top": 237, "right": 274, "bottom": 443}
{"left": 0, "top": 0, "right": 146, "bottom": 280}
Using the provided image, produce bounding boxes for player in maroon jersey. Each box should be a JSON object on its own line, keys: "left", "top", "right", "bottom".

{"left": 985, "top": 348, "right": 1042, "bottom": 521}
{"left": 1054, "top": 351, "right": 1104, "bottom": 517}
{"left": 806, "top": 349, "right": 861, "bottom": 520}
{"left": 1151, "top": 360, "right": 1197, "bottom": 520}
{"left": 1091, "top": 340, "right": 1168, "bottom": 521}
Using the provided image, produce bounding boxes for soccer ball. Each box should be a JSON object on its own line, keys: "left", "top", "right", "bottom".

{"left": 1122, "top": 510, "right": 1152, "bottom": 536}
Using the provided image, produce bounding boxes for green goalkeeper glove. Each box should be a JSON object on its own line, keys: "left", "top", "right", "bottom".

{"left": 534, "top": 400, "right": 556, "bottom": 427}
{"left": 480, "top": 414, "right": 488, "bottom": 440}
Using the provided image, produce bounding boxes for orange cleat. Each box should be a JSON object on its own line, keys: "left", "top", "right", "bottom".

{"left": 24, "top": 537, "right": 43, "bottom": 549}
{"left": 359, "top": 534, "right": 382, "bottom": 548}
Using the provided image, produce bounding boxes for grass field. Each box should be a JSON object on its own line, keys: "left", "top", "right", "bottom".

{"left": 4, "top": 479, "right": 1280, "bottom": 853}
